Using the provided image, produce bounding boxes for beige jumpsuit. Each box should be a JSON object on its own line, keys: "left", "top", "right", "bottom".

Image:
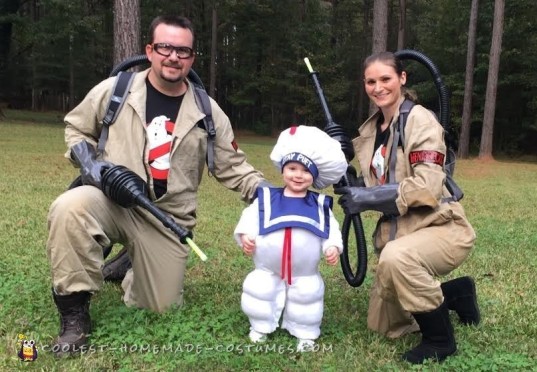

{"left": 47, "top": 69, "right": 264, "bottom": 312}
{"left": 352, "top": 98, "right": 476, "bottom": 338}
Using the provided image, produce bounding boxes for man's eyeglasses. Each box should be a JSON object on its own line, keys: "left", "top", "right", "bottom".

{"left": 152, "top": 43, "right": 194, "bottom": 59}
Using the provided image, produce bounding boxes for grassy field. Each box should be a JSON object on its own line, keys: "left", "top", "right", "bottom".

{"left": 0, "top": 110, "right": 536, "bottom": 371}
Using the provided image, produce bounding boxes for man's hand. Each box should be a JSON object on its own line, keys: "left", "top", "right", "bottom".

{"left": 257, "top": 179, "right": 275, "bottom": 189}
{"left": 240, "top": 234, "right": 256, "bottom": 255}
{"left": 334, "top": 183, "right": 400, "bottom": 216}
{"left": 324, "top": 246, "right": 339, "bottom": 266}
{"left": 70, "top": 141, "right": 114, "bottom": 188}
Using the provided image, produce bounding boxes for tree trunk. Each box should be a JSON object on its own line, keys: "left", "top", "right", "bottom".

{"left": 69, "top": 34, "right": 75, "bottom": 110}
{"left": 0, "top": 0, "right": 20, "bottom": 99}
{"left": 370, "top": 0, "right": 389, "bottom": 115}
{"left": 30, "top": 0, "right": 38, "bottom": 111}
{"left": 479, "top": 0, "right": 504, "bottom": 160}
{"left": 458, "top": 0, "right": 479, "bottom": 159}
{"left": 372, "top": 0, "right": 388, "bottom": 54}
{"left": 357, "top": 0, "right": 372, "bottom": 123}
{"left": 397, "top": 0, "right": 406, "bottom": 50}
{"left": 209, "top": 6, "right": 217, "bottom": 99}
{"left": 113, "top": 0, "right": 141, "bottom": 67}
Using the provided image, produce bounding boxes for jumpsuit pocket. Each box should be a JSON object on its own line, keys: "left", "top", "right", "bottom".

{"left": 373, "top": 205, "right": 454, "bottom": 251}
{"left": 427, "top": 206, "right": 453, "bottom": 226}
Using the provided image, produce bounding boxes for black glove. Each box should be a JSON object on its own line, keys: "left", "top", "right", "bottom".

{"left": 70, "top": 140, "right": 114, "bottom": 188}
{"left": 345, "top": 164, "right": 366, "bottom": 187}
{"left": 333, "top": 164, "right": 364, "bottom": 189}
{"left": 334, "top": 183, "right": 400, "bottom": 216}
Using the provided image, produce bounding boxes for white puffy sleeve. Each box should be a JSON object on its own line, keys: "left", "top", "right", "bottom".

{"left": 322, "top": 209, "right": 343, "bottom": 254}
{"left": 233, "top": 198, "right": 260, "bottom": 246}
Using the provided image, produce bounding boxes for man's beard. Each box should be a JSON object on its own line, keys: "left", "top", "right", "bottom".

{"left": 161, "top": 72, "right": 184, "bottom": 84}
{"left": 160, "top": 64, "right": 185, "bottom": 83}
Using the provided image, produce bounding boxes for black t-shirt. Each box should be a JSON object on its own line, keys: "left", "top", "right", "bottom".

{"left": 371, "top": 115, "right": 391, "bottom": 183}
{"left": 374, "top": 115, "right": 390, "bottom": 151}
{"left": 145, "top": 78, "right": 184, "bottom": 198}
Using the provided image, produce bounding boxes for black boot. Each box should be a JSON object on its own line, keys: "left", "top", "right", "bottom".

{"left": 52, "top": 290, "right": 92, "bottom": 356}
{"left": 402, "top": 301, "right": 456, "bottom": 364}
{"left": 441, "top": 276, "right": 480, "bottom": 325}
{"left": 102, "top": 246, "right": 131, "bottom": 282}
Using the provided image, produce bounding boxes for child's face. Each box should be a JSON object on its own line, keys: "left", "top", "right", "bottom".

{"left": 282, "top": 161, "right": 313, "bottom": 194}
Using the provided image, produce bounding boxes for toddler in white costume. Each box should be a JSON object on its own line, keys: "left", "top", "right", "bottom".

{"left": 234, "top": 125, "right": 348, "bottom": 351}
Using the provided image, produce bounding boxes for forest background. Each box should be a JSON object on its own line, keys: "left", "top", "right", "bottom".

{"left": 0, "top": 0, "right": 533, "bottom": 158}
{"left": 2, "top": 1, "right": 536, "bottom": 369}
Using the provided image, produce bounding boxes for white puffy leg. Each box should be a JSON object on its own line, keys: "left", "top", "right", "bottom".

{"left": 241, "top": 269, "right": 285, "bottom": 335}
{"left": 282, "top": 274, "right": 324, "bottom": 340}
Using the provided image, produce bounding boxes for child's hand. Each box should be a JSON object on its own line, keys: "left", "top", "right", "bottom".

{"left": 240, "top": 234, "right": 256, "bottom": 255}
{"left": 324, "top": 246, "right": 339, "bottom": 266}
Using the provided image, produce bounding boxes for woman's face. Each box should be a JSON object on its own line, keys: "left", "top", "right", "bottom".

{"left": 364, "top": 61, "right": 406, "bottom": 111}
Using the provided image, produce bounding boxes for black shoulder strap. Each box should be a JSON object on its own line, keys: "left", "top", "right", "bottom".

{"left": 388, "top": 99, "right": 415, "bottom": 183}
{"left": 395, "top": 99, "right": 463, "bottom": 202}
{"left": 397, "top": 99, "right": 415, "bottom": 150}
{"left": 97, "top": 71, "right": 135, "bottom": 153}
{"left": 191, "top": 83, "right": 216, "bottom": 176}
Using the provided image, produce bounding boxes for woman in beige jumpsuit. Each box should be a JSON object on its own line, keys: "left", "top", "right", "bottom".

{"left": 335, "top": 52, "right": 480, "bottom": 364}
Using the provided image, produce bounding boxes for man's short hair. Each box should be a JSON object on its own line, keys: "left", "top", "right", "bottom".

{"left": 148, "top": 15, "right": 195, "bottom": 46}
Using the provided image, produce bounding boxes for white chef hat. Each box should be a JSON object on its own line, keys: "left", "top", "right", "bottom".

{"left": 270, "top": 125, "right": 348, "bottom": 189}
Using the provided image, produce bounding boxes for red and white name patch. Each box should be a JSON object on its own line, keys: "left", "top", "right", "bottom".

{"left": 409, "top": 150, "right": 444, "bottom": 166}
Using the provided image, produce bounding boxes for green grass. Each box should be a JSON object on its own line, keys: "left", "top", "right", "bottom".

{"left": 1, "top": 110, "right": 536, "bottom": 371}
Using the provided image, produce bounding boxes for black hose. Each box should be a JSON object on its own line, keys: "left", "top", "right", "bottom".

{"left": 394, "top": 49, "right": 450, "bottom": 132}
{"left": 109, "top": 55, "right": 149, "bottom": 77}
{"left": 394, "top": 49, "right": 456, "bottom": 174}
{"left": 340, "top": 209, "right": 368, "bottom": 287}
{"left": 325, "top": 124, "right": 367, "bottom": 287}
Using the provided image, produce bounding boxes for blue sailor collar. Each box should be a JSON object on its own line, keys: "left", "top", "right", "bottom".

{"left": 257, "top": 187, "right": 333, "bottom": 238}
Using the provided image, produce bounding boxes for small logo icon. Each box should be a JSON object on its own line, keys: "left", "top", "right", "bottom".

{"left": 17, "top": 333, "right": 38, "bottom": 362}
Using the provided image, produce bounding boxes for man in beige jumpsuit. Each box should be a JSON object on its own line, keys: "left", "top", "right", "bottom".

{"left": 335, "top": 51, "right": 480, "bottom": 364}
{"left": 47, "top": 15, "right": 267, "bottom": 355}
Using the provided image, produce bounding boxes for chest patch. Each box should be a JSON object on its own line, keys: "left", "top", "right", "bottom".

{"left": 371, "top": 144, "right": 387, "bottom": 184}
{"left": 147, "top": 115, "right": 175, "bottom": 180}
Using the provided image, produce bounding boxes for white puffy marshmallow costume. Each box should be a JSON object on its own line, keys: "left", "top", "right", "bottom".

{"left": 234, "top": 125, "right": 348, "bottom": 341}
